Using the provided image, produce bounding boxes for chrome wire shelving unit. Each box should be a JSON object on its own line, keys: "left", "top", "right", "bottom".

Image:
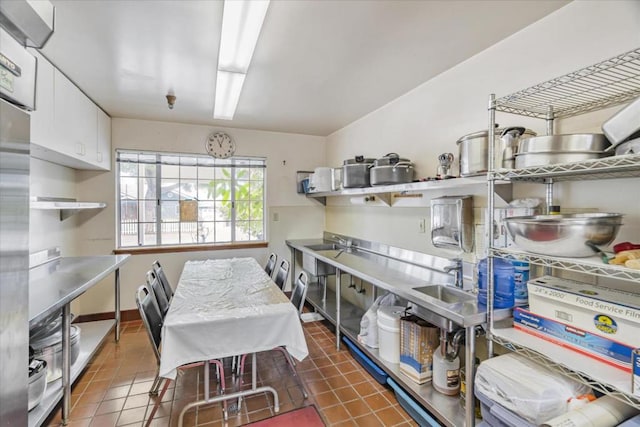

{"left": 486, "top": 47, "right": 640, "bottom": 411}
{"left": 495, "top": 48, "right": 640, "bottom": 119}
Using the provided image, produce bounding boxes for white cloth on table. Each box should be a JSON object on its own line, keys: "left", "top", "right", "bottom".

{"left": 159, "top": 257, "right": 309, "bottom": 380}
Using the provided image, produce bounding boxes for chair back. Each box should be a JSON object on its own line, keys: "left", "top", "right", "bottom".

{"left": 152, "top": 260, "right": 174, "bottom": 301}
{"left": 136, "top": 285, "right": 163, "bottom": 363}
{"left": 264, "top": 253, "right": 277, "bottom": 277}
{"left": 146, "top": 270, "right": 170, "bottom": 316}
{"left": 290, "top": 271, "right": 309, "bottom": 315}
{"left": 273, "top": 259, "right": 290, "bottom": 290}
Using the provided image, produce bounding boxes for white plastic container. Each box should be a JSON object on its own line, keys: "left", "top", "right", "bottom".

{"left": 377, "top": 306, "right": 405, "bottom": 364}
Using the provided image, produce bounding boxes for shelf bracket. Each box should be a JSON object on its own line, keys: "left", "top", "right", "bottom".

{"left": 494, "top": 182, "right": 513, "bottom": 204}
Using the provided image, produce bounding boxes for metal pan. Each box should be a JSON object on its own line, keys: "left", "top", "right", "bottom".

{"left": 518, "top": 133, "right": 611, "bottom": 154}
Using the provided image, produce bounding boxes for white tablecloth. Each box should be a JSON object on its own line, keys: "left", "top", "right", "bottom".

{"left": 159, "top": 257, "right": 309, "bottom": 380}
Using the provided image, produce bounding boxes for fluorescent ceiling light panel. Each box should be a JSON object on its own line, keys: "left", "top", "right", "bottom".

{"left": 214, "top": 0, "right": 269, "bottom": 120}
{"left": 214, "top": 71, "right": 246, "bottom": 120}
{"left": 218, "top": 0, "right": 270, "bottom": 73}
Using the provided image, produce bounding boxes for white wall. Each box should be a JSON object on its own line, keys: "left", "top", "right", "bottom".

{"left": 325, "top": 1, "right": 640, "bottom": 263}
{"left": 73, "top": 118, "right": 326, "bottom": 315}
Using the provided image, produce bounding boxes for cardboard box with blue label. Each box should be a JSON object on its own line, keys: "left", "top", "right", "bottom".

{"left": 514, "top": 307, "right": 633, "bottom": 370}
{"left": 527, "top": 276, "right": 640, "bottom": 348}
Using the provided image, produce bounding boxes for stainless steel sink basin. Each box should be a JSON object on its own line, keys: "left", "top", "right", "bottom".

{"left": 412, "top": 285, "right": 476, "bottom": 305}
{"left": 305, "top": 243, "right": 343, "bottom": 251}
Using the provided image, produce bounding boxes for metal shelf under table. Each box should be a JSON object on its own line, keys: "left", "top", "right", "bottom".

{"left": 29, "top": 320, "right": 115, "bottom": 427}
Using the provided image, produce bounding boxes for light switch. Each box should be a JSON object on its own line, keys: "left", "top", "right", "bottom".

{"left": 273, "top": 212, "right": 279, "bottom": 222}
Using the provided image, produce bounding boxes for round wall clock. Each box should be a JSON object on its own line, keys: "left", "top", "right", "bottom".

{"left": 205, "top": 132, "right": 236, "bottom": 159}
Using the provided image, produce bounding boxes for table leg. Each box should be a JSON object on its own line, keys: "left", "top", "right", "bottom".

{"left": 336, "top": 268, "right": 341, "bottom": 350}
{"left": 465, "top": 326, "right": 477, "bottom": 427}
{"left": 115, "top": 268, "right": 121, "bottom": 342}
{"left": 61, "top": 303, "right": 71, "bottom": 425}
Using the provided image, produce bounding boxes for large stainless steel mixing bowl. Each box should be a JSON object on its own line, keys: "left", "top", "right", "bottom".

{"left": 504, "top": 213, "right": 623, "bottom": 257}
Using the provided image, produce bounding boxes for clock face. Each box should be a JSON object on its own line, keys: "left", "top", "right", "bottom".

{"left": 205, "top": 132, "right": 236, "bottom": 159}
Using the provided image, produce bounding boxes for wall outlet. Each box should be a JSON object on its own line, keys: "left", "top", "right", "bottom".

{"left": 273, "top": 212, "right": 279, "bottom": 222}
{"left": 419, "top": 218, "right": 426, "bottom": 233}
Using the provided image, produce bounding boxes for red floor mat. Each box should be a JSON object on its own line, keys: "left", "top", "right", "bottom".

{"left": 244, "top": 405, "right": 325, "bottom": 427}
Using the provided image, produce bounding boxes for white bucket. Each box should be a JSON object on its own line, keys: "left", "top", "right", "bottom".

{"left": 377, "top": 306, "right": 405, "bottom": 364}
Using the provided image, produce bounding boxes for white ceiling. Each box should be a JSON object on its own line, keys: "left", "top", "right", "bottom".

{"left": 41, "top": 0, "right": 569, "bottom": 137}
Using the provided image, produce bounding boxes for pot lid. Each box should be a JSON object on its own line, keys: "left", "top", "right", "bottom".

{"left": 31, "top": 325, "right": 80, "bottom": 349}
{"left": 343, "top": 156, "right": 375, "bottom": 165}
{"left": 456, "top": 127, "right": 535, "bottom": 144}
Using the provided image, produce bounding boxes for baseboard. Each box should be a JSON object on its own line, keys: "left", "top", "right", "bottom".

{"left": 75, "top": 309, "right": 140, "bottom": 323}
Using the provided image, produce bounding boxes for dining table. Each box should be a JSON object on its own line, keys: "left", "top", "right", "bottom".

{"left": 158, "top": 257, "right": 309, "bottom": 425}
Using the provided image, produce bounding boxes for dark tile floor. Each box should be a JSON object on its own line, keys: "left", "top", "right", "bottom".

{"left": 45, "top": 319, "right": 421, "bottom": 426}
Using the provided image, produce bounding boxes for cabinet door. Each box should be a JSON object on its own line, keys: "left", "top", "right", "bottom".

{"left": 96, "top": 108, "right": 111, "bottom": 170}
{"left": 54, "top": 69, "right": 98, "bottom": 160}
{"left": 30, "top": 52, "right": 55, "bottom": 147}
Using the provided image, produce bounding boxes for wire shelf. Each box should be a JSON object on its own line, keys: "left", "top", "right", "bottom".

{"left": 491, "top": 331, "right": 640, "bottom": 410}
{"left": 491, "top": 248, "right": 640, "bottom": 282}
{"left": 491, "top": 153, "right": 640, "bottom": 182}
{"left": 496, "top": 48, "right": 640, "bottom": 119}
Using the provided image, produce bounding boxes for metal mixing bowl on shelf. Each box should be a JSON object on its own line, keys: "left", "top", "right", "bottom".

{"left": 504, "top": 213, "right": 623, "bottom": 257}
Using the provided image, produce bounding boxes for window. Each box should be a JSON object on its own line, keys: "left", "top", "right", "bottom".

{"left": 116, "top": 150, "right": 266, "bottom": 248}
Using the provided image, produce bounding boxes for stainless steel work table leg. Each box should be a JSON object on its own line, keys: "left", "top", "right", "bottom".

{"left": 115, "top": 267, "right": 121, "bottom": 342}
{"left": 336, "top": 268, "right": 341, "bottom": 350}
{"left": 465, "top": 325, "right": 477, "bottom": 427}
{"left": 61, "top": 303, "right": 71, "bottom": 425}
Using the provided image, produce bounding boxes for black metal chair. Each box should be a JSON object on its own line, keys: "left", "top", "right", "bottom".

{"left": 152, "top": 260, "right": 174, "bottom": 302}
{"left": 264, "top": 252, "right": 277, "bottom": 277}
{"left": 146, "top": 270, "right": 169, "bottom": 317}
{"left": 290, "top": 271, "right": 309, "bottom": 315}
{"left": 272, "top": 258, "right": 290, "bottom": 290}
{"left": 136, "top": 285, "right": 228, "bottom": 425}
{"left": 237, "top": 271, "right": 309, "bottom": 407}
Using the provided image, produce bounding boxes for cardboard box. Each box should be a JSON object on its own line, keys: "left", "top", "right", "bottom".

{"left": 514, "top": 307, "right": 633, "bottom": 371}
{"left": 527, "top": 276, "right": 640, "bottom": 348}
{"left": 399, "top": 315, "right": 439, "bottom": 384}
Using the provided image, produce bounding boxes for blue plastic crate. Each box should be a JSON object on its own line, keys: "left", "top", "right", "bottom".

{"left": 341, "top": 336, "right": 388, "bottom": 384}
{"left": 475, "top": 389, "right": 535, "bottom": 427}
{"left": 387, "top": 377, "right": 441, "bottom": 427}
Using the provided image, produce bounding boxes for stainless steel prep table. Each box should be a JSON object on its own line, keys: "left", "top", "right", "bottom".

{"left": 286, "top": 236, "right": 499, "bottom": 427}
{"left": 28, "top": 255, "right": 130, "bottom": 427}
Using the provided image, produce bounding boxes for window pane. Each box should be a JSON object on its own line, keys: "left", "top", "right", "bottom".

{"left": 161, "top": 222, "right": 180, "bottom": 245}
{"left": 215, "top": 167, "right": 231, "bottom": 180}
{"left": 139, "top": 162, "right": 156, "bottom": 177}
{"left": 199, "top": 222, "right": 215, "bottom": 243}
{"left": 162, "top": 163, "right": 180, "bottom": 178}
{"left": 236, "top": 167, "right": 250, "bottom": 180}
{"left": 199, "top": 166, "right": 215, "bottom": 179}
{"left": 161, "top": 180, "right": 179, "bottom": 200}
{"left": 249, "top": 181, "right": 263, "bottom": 200}
{"left": 139, "top": 176, "right": 156, "bottom": 198}
{"left": 235, "top": 221, "right": 250, "bottom": 241}
{"left": 250, "top": 168, "right": 263, "bottom": 180}
{"left": 249, "top": 221, "right": 263, "bottom": 240}
{"left": 120, "top": 177, "right": 138, "bottom": 199}
{"left": 235, "top": 180, "right": 250, "bottom": 200}
{"left": 215, "top": 221, "right": 232, "bottom": 242}
{"left": 198, "top": 201, "right": 215, "bottom": 221}
{"left": 235, "top": 201, "right": 250, "bottom": 221}
{"left": 139, "top": 201, "right": 157, "bottom": 222}
{"left": 120, "top": 201, "right": 138, "bottom": 221}
{"left": 213, "top": 182, "right": 232, "bottom": 201}
{"left": 120, "top": 222, "right": 138, "bottom": 247}
{"left": 250, "top": 200, "right": 263, "bottom": 219}
{"left": 140, "top": 222, "right": 157, "bottom": 245}
{"left": 120, "top": 162, "right": 137, "bottom": 176}
{"left": 180, "top": 165, "right": 197, "bottom": 179}
{"left": 179, "top": 180, "right": 197, "bottom": 200}
{"left": 160, "top": 201, "right": 179, "bottom": 222}
{"left": 215, "top": 201, "right": 232, "bottom": 220}
{"left": 180, "top": 222, "right": 199, "bottom": 244}
{"left": 198, "top": 181, "right": 214, "bottom": 200}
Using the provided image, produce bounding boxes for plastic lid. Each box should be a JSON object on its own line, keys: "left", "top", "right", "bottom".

{"left": 377, "top": 306, "right": 406, "bottom": 327}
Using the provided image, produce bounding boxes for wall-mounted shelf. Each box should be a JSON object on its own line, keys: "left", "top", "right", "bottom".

{"left": 30, "top": 197, "right": 106, "bottom": 220}
{"left": 306, "top": 176, "right": 512, "bottom": 206}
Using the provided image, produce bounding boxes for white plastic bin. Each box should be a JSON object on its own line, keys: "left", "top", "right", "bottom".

{"left": 377, "top": 306, "right": 405, "bottom": 363}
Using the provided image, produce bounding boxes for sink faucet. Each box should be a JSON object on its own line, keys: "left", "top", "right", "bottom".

{"left": 444, "top": 259, "right": 463, "bottom": 289}
{"left": 332, "top": 235, "right": 353, "bottom": 248}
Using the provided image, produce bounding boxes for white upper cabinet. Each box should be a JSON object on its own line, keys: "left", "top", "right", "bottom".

{"left": 31, "top": 51, "right": 55, "bottom": 147}
{"left": 29, "top": 52, "right": 111, "bottom": 171}
{"left": 96, "top": 108, "right": 111, "bottom": 170}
